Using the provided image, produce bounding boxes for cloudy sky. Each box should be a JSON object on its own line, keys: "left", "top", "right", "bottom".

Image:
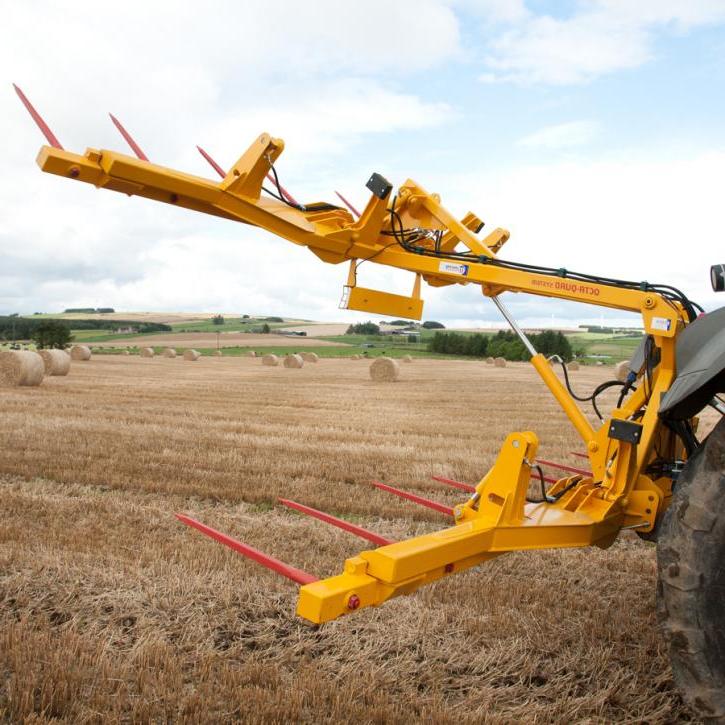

{"left": 2, "top": 1, "right": 724, "bottom": 327}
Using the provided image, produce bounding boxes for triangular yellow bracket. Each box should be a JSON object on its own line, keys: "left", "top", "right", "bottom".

{"left": 221, "top": 133, "right": 284, "bottom": 200}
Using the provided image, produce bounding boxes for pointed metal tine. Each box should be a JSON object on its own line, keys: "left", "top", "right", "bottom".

{"left": 570, "top": 451, "right": 590, "bottom": 460}
{"left": 335, "top": 191, "right": 361, "bottom": 218}
{"left": 431, "top": 475, "right": 476, "bottom": 493}
{"left": 13, "top": 84, "right": 63, "bottom": 149}
{"left": 109, "top": 113, "right": 149, "bottom": 161}
{"left": 175, "top": 513, "right": 318, "bottom": 585}
{"left": 279, "top": 498, "right": 394, "bottom": 546}
{"left": 371, "top": 481, "right": 454, "bottom": 517}
{"left": 266, "top": 173, "right": 299, "bottom": 206}
{"left": 536, "top": 458, "right": 591, "bottom": 476}
{"left": 196, "top": 145, "right": 226, "bottom": 178}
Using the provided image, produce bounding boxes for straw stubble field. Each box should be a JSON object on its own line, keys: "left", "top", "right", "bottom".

{"left": 0, "top": 356, "right": 700, "bottom": 722}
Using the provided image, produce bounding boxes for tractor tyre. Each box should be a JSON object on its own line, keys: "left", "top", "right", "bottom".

{"left": 657, "top": 415, "right": 725, "bottom": 721}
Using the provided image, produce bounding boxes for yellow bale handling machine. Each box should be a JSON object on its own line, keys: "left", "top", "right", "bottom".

{"left": 16, "top": 85, "right": 725, "bottom": 718}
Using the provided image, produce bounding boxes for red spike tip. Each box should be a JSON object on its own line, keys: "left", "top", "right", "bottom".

{"left": 13, "top": 84, "right": 63, "bottom": 149}
{"left": 175, "top": 513, "right": 318, "bottom": 585}
{"left": 372, "top": 481, "right": 454, "bottom": 517}
{"left": 536, "top": 458, "right": 592, "bottom": 476}
{"left": 196, "top": 145, "right": 226, "bottom": 178}
{"left": 334, "top": 191, "right": 361, "bottom": 218}
{"left": 109, "top": 113, "right": 149, "bottom": 161}
{"left": 431, "top": 475, "right": 476, "bottom": 493}
{"left": 279, "top": 498, "right": 394, "bottom": 546}
{"left": 265, "top": 173, "right": 299, "bottom": 206}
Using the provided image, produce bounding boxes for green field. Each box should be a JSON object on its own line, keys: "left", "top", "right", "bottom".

{"left": 167, "top": 317, "right": 301, "bottom": 333}
{"left": 8, "top": 312, "right": 643, "bottom": 364}
{"left": 566, "top": 332, "right": 642, "bottom": 361}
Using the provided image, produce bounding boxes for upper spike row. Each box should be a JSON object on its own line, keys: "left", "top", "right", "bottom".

{"left": 14, "top": 84, "right": 344, "bottom": 218}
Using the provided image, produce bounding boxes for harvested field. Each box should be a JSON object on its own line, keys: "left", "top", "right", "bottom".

{"left": 102, "top": 332, "right": 347, "bottom": 349}
{"left": 0, "top": 357, "right": 710, "bottom": 722}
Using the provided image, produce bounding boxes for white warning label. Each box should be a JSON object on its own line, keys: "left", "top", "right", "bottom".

{"left": 651, "top": 317, "right": 672, "bottom": 332}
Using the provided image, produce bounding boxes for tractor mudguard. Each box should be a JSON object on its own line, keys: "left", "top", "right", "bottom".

{"left": 659, "top": 306, "right": 725, "bottom": 420}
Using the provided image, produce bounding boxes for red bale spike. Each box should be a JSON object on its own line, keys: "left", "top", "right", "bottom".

{"left": 109, "top": 113, "right": 149, "bottom": 161}
{"left": 570, "top": 451, "right": 590, "bottom": 460}
{"left": 371, "top": 481, "right": 454, "bottom": 517}
{"left": 431, "top": 475, "right": 476, "bottom": 493}
{"left": 196, "top": 145, "right": 227, "bottom": 178}
{"left": 175, "top": 513, "right": 318, "bottom": 585}
{"left": 278, "top": 498, "right": 394, "bottom": 547}
{"left": 196, "top": 144, "right": 300, "bottom": 206}
{"left": 13, "top": 84, "right": 63, "bottom": 149}
{"left": 267, "top": 173, "right": 299, "bottom": 206}
{"left": 334, "top": 191, "right": 361, "bottom": 218}
{"left": 537, "top": 458, "right": 592, "bottom": 476}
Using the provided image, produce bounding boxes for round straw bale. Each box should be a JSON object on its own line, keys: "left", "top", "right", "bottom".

{"left": 351, "top": 354, "right": 360, "bottom": 360}
{"left": 494, "top": 357, "right": 507, "bottom": 368}
{"left": 283, "top": 353, "right": 304, "bottom": 368}
{"left": 262, "top": 354, "right": 279, "bottom": 366}
{"left": 0, "top": 350, "right": 45, "bottom": 387}
{"left": 38, "top": 349, "right": 71, "bottom": 376}
{"left": 183, "top": 349, "right": 200, "bottom": 361}
{"left": 369, "top": 356, "right": 399, "bottom": 382}
{"left": 248, "top": 351, "right": 257, "bottom": 358}
{"left": 402, "top": 355, "right": 413, "bottom": 363}
{"left": 486, "top": 357, "right": 494, "bottom": 365}
{"left": 214, "top": 350, "right": 223, "bottom": 357}
{"left": 568, "top": 360, "right": 580, "bottom": 371}
{"left": 300, "top": 351, "right": 319, "bottom": 363}
{"left": 140, "top": 347, "right": 155, "bottom": 358}
{"left": 70, "top": 345, "right": 91, "bottom": 361}
{"left": 163, "top": 347, "right": 177, "bottom": 358}
{"left": 614, "top": 360, "right": 629, "bottom": 381}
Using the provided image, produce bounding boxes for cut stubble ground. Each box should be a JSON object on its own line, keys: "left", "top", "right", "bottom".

{"left": 0, "top": 357, "right": 699, "bottom": 722}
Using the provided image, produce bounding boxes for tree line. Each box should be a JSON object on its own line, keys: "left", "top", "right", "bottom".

{"left": 428, "top": 330, "right": 573, "bottom": 361}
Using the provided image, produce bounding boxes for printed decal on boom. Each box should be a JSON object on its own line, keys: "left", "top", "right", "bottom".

{"left": 530, "top": 278, "right": 601, "bottom": 296}
{"left": 439, "top": 262, "right": 469, "bottom": 276}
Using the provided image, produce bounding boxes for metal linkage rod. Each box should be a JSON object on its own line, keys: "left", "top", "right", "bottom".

{"left": 491, "top": 295, "right": 537, "bottom": 357}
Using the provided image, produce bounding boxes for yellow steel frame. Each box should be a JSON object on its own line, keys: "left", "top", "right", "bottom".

{"left": 34, "top": 133, "right": 687, "bottom": 624}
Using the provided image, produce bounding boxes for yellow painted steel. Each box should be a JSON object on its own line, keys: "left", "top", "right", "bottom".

{"left": 33, "top": 132, "right": 691, "bottom": 625}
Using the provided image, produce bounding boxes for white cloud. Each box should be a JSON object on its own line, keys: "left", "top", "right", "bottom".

{"left": 0, "top": 1, "right": 459, "bottom": 317}
{"left": 430, "top": 150, "right": 725, "bottom": 324}
{"left": 480, "top": 1, "right": 725, "bottom": 85}
{"left": 517, "top": 121, "right": 599, "bottom": 149}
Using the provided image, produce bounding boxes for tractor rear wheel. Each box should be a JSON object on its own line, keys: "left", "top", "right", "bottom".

{"left": 657, "top": 415, "right": 725, "bottom": 721}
